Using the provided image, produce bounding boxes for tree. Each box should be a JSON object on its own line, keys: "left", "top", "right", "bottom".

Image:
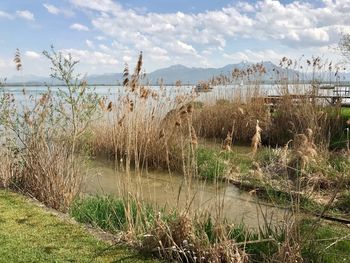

{"left": 339, "top": 33, "right": 350, "bottom": 62}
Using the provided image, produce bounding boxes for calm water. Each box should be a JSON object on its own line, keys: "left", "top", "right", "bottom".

{"left": 83, "top": 156, "right": 288, "bottom": 228}
{"left": 3, "top": 84, "right": 349, "bottom": 105}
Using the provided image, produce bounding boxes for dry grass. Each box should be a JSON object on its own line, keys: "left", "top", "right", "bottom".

{"left": 0, "top": 148, "right": 17, "bottom": 188}
{"left": 251, "top": 120, "right": 262, "bottom": 157}
{"left": 192, "top": 97, "right": 270, "bottom": 144}
{"left": 0, "top": 48, "right": 99, "bottom": 212}
{"left": 87, "top": 53, "right": 198, "bottom": 176}
{"left": 144, "top": 214, "right": 249, "bottom": 263}
{"left": 19, "top": 140, "right": 82, "bottom": 211}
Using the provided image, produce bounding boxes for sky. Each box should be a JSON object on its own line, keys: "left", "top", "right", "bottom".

{"left": 0, "top": 0, "right": 349, "bottom": 77}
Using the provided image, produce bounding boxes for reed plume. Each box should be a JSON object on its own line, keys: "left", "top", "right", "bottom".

{"left": 123, "top": 63, "right": 129, "bottom": 87}
{"left": 251, "top": 120, "right": 262, "bottom": 156}
{"left": 13, "top": 48, "right": 22, "bottom": 71}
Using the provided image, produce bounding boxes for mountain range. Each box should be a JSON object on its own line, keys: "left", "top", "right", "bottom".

{"left": 4, "top": 61, "right": 350, "bottom": 86}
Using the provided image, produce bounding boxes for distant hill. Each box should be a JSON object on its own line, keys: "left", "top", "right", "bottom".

{"left": 5, "top": 61, "right": 350, "bottom": 86}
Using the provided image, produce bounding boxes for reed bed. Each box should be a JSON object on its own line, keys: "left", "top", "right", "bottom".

{"left": 86, "top": 53, "right": 198, "bottom": 177}
{"left": 193, "top": 58, "right": 346, "bottom": 148}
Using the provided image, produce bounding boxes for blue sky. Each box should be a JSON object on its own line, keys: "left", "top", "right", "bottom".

{"left": 0, "top": 0, "right": 349, "bottom": 77}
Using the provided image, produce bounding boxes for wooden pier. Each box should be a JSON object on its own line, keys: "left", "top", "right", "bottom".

{"left": 252, "top": 85, "right": 350, "bottom": 108}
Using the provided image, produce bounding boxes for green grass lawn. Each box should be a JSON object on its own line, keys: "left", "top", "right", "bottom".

{"left": 341, "top": 107, "right": 350, "bottom": 120}
{"left": 0, "top": 190, "right": 159, "bottom": 263}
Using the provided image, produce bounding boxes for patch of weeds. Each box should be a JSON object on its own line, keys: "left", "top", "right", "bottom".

{"left": 256, "top": 147, "right": 280, "bottom": 167}
{"left": 254, "top": 185, "right": 324, "bottom": 212}
{"left": 70, "top": 196, "right": 172, "bottom": 233}
{"left": 229, "top": 222, "right": 286, "bottom": 262}
{"left": 301, "top": 219, "right": 350, "bottom": 263}
{"left": 219, "top": 150, "right": 253, "bottom": 174}
{"left": 328, "top": 154, "right": 350, "bottom": 173}
{"left": 196, "top": 147, "right": 226, "bottom": 180}
{"left": 333, "top": 191, "right": 350, "bottom": 214}
{"left": 341, "top": 107, "right": 350, "bottom": 120}
{"left": 70, "top": 196, "right": 129, "bottom": 232}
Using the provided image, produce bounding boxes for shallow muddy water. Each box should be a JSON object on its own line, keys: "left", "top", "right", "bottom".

{"left": 83, "top": 157, "right": 288, "bottom": 228}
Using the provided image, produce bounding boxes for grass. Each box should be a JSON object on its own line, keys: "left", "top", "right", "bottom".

{"left": 196, "top": 144, "right": 254, "bottom": 180}
{"left": 0, "top": 190, "right": 160, "bottom": 263}
{"left": 70, "top": 195, "right": 250, "bottom": 262}
{"left": 196, "top": 147, "right": 226, "bottom": 180}
{"left": 329, "top": 107, "right": 350, "bottom": 149}
{"left": 333, "top": 191, "right": 350, "bottom": 214}
{"left": 301, "top": 220, "right": 350, "bottom": 262}
{"left": 70, "top": 196, "right": 130, "bottom": 232}
{"left": 70, "top": 195, "right": 158, "bottom": 233}
{"left": 341, "top": 107, "right": 350, "bottom": 120}
{"left": 69, "top": 195, "right": 350, "bottom": 263}
{"left": 234, "top": 219, "right": 350, "bottom": 262}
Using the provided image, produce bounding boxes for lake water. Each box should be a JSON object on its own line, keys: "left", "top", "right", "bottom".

{"left": 2, "top": 84, "right": 349, "bottom": 105}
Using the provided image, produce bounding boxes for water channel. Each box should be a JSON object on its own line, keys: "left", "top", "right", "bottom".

{"left": 83, "top": 156, "right": 288, "bottom": 229}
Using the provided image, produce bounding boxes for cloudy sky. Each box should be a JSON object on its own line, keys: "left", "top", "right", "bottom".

{"left": 0, "top": 0, "right": 349, "bottom": 77}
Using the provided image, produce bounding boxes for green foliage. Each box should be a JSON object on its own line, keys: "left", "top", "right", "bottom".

{"left": 301, "top": 220, "right": 350, "bottom": 263}
{"left": 196, "top": 147, "right": 226, "bottom": 180}
{"left": 71, "top": 196, "right": 129, "bottom": 232}
{"left": 256, "top": 147, "right": 280, "bottom": 167}
{"left": 328, "top": 154, "right": 350, "bottom": 173}
{"left": 43, "top": 46, "right": 101, "bottom": 144}
{"left": 333, "top": 191, "right": 350, "bottom": 214}
{"left": 330, "top": 107, "right": 350, "bottom": 149}
{"left": 341, "top": 107, "right": 350, "bottom": 120}
{"left": 70, "top": 196, "right": 158, "bottom": 233}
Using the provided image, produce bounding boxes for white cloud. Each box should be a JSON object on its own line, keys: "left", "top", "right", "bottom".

{"left": 43, "top": 3, "right": 75, "bottom": 17}
{"left": 70, "top": 23, "right": 89, "bottom": 31}
{"left": 171, "top": 41, "right": 197, "bottom": 55}
{"left": 123, "top": 55, "right": 132, "bottom": 63}
{"left": 99, "top": 44, "right": 110, "bottom": 52}
{"left": 0, "top": 0, "right": 329, "bottom": 74}
{"left": 224, "top": 49, "right": 286, "bottom": 63}
{"left": 43, "top": 3, "right": 60, "bottom": 14}
{"left": 0, "top": 10, "right": 14, "bottom": 19}
{"left": 0, "top": 57, "right": 7, "bottom": 68}
{"left": 236, "top": 2, "right": 255, "bottom": 13}
{"left": 73, "top": 0, "right": 350, "bottom": 50}
{"left": 86, "top": 39, "right": 94, "bottom": 49}
{"left": 95, "top": 35, "right": 106, "bottom": 41}
{"left": 70, "top": 0, "right": 122, "bottom": 13}
{"left": 16, "top": 10, "right": 34, "bottom": 21}
{"left": 25, "top": 51, "right": 41, "bottom": 59}
{"left": 60, "top": 48, "right": 118, "bottom": 65}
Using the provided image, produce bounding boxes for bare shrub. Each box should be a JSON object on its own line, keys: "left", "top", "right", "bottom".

{"left": 0, "top": 47, "right": 100, "bottom": 211}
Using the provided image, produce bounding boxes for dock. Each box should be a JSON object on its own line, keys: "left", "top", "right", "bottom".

{"left": 252, "top": 85, "right": 350, "bottom": 108}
